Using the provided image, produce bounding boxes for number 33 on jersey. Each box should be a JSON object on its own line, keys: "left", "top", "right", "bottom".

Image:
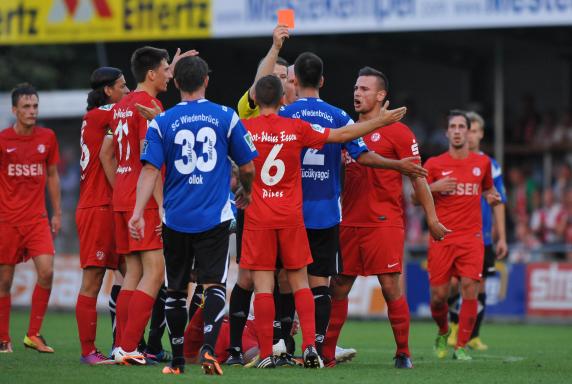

{"left": 141, "top": 99, "right": 257, "bottom": 234}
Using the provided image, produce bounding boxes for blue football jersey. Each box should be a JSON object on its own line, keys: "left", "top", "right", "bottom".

{"left": 279, "top": 98, "right": 367, "bottom": 229}
{"left": 142, "top": 99, "right": 258, "bottom": 233}
{"left": 480, "top": 155, "right": 507, "bottom": 245}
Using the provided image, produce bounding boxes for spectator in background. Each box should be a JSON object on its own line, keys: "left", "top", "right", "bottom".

{"left": 563, "top": 188, "right": 572, "bottom": 261}
{"left": 512, "top": 94, "right": 540, "bottom": 144}
{"left": 552, "top": 111, "right": 572, "bottom": 145}
{"left": 534, "top": 111, "right": 556, "bottom": 148}
{"left": 507, "top": 166, "right": 538, "bottom": 225}
{"left": 553, "top": 163, "right": 572, "bottom": 203}
{"left": 509, "top": 222, "right": 541, "bottom": 263}
{"left": 530, "top": 189, "right": 566, "bottom": 246}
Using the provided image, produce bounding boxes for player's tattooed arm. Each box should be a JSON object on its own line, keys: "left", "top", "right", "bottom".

{"left": 129, "top": 163, "right": 161, "bottom": 240}
{"left": 356, "top": 152, "right": 427, "bottom": 178}
{"left": 235, "top": 161, "right": 255, "bottom": 209}
{"left": 327, "top": 101, "right": 406, "bottom": 143}
{"left": 99, "top": 135, "right": 117, "bottom": 186}
{"left": 249, "top": 24, "right": 290, "bottom": 101}
{"left": 411, "top": 177, "right": 451, "bottom": 241}
{"left": 47, "top": 164, "right": 62, "bottom": 235}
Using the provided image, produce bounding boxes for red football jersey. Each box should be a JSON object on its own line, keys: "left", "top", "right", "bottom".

{"left": 425, "top": 151, "right": 493, "bottom": 235}
{"left": 110, "top": 91, "right": 163, "bottom": 211}
{"left": 0, "top": 126, "right": 60, "bottom": 224}
{"left": 243, "top": 114, "right": 330, "bottom": 229}
{"left": 342, "top": 122, "right": 419, "bottom": 228}
{"left": 78, "top": 105, "right": 114, "bottom": 209}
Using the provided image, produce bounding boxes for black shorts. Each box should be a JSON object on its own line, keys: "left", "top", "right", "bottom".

{"left": 482, "top": 244, "right": 496, "bottom": 277}
{"left": 306, "top": 225, "right": 342, "bottom": 277}
{"left": 163, "top": 221, "right": 231, "bottom": 291}
{"left": 235, "top": 209, "right": 244, "bottom": 264}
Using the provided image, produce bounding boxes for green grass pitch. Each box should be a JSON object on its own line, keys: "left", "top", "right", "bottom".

{"left": 0, "top": 311, "right": 570, "bottom": 383}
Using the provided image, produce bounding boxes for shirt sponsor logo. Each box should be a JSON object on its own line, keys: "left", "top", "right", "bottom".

{"left": 301, "top": 168, "right": 330, "bottom": 181}
{"left": 371, "top": 132, "right": 381, "bottom": 142}
{"left": 113, "top": 109, "right": 133, "bottom": 119}
{"left": 250, "top": 131, "right": 297, "bottom": 143}
{"left": 116, "top": 165, "right": 132, "bottom": 174}
{"left": 442, "top": 183, "right": 480, "bottom": 196}
{"left": 7, "top": 163, "right": 44, "bottom": 176}
{"left": 411, "top": 140, "right": 419, "bottom": 156}
{"left": 473, "top": 167, "right": 481, "bottom": 176}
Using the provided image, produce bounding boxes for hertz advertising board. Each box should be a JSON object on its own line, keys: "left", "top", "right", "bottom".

{"left": 0, "top": 0, "right": 211, "bottom": 45}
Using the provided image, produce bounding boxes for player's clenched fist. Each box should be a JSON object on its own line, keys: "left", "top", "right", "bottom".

{"left": 128, "top": 211, "right": 145, "bottom": 240}
{"left": 428, "top": 219, "right": 452, "bottom": 241}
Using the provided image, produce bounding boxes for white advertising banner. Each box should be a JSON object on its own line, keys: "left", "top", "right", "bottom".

{"left": 212, "top": 0, "right": 572, "bottom": 37}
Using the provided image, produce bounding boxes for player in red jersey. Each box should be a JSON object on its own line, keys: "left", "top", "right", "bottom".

{"left": 322, "top": 67, "right": 449, "bottom": 369}
{"left": 422, "top": 110, "right": 501, "bottom": 361}
{"left": 0, "top": 84, "right": 61, "bottom": 353}
{"left": 240, "top": 75, "right": 406, "bottom": 368}
{"left": 111, "top": 46, "right": 197, "bottom": 365}
{"left": 75, "top": 67, "right": 129, "bottom": 364}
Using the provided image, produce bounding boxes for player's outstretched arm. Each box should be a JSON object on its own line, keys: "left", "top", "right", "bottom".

{"left": 47, "top": 164, "right": 62, "bottom": 235}
{"left": 326, "top": 101, "right": 406, "bottom": 144}
{"left": 168, "top": 48, "right": 199, "bottom": 76}
{"left": 129, "top": 163, "right": 160, "bottom": 240}
{"left": 99, "top": 135, "right": 117, "bottom": 187}
{"left": 412, "top": 177, "right": 451, "bottom": 241}
{"left": 248, "top": 25, "right": 289, "bottom": 100}
{"left": 135, "top": 100, "right": 162, "bottom": 121}
{"left": 235, "top": 161, "right": 255, "bottom": 209}
{"left": 357, "top": 152, "right": 428, "bottom": 178}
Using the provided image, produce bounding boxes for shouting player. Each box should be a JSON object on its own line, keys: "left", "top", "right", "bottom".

{"left": 240, "top": 74, "right": 407, "bottom": 368}
{"left": 447, "top": 111, "right": 508, "bottom": 351}
{"left": 322, "top": 67, "right": 449, "bottom": 369}
{"left": 279, "top": 53, "right": 427, "bottom": 357}
{"left": 129, "top": 56, "right": 257, "bottom": 376}
{"left": 0, "top": 84, "right": 61, "bottom": 353}
{"left": 76, "top": 67, "right": 129, "bottom": 364}
{"left": 423, "top": 110, "right": 501, "bottom": 361}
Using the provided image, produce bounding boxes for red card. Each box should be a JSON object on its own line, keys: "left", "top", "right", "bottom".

{"left": 277, "top": 9, "right": 295, "bottom": 29}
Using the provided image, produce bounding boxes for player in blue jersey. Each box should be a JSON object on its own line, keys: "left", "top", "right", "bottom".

{"left": 279, "top": 52, "right": 428, "bottom": 357}
{"left": 128, "top": 56, "right": 257, "bottom": 376}
{"left": 445, "top": 111, "right": 507, "bottom": 351}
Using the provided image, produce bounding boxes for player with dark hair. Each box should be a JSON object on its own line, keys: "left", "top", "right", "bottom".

{"left": 421, "top": 110, "right": 501, "bottom": 361}
{"left": 446, "top": 111, "right": 508, "bottom": 351}
{"left": 280, "top": 53, "right": 427, "bottom": 358}
{"left": 111, "top": 46, "right": 197, "bottom": 365}
{"left": 241, "top": 74, "right": 407, "bottom": 368}
{"left": 322, "top": 67, "right": 449, "bottom": 369}
{"left": 76, "top": 67, "right": 129, "bottom": 364}
{"left": 129, "top": 55, "right": 257, "bottom": 376}
{"left": 0, "top": 83, "right": 61, "bottom": 353}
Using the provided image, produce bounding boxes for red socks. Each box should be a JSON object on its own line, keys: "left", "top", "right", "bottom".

{"left": 322, "top": 297, "right": 348, "bottom": 362}
{"left": 294, "top": 288, "right": 316, "bottom": 351}
{"left": 254, "top": 293, "right": 274, "bottom": 358}
{"left": 387, "top": 296, "right": 411, "bottom": 357}
{"left": 430, "top": 302, "right": 449, "bottom": 335}
{"left": 27, "top": 284, "right": 51, "bottom": 337}
{"left": 120, "top": 290, "right": 155, "bottom": 352}
{"left": 0, "top": 295, "right": 11, "bottom": 342}
{"left": 184, "top": 307, "right": 205, "bottom": 361}
{"left": 114, "top": 289, "right": 133, "bottom": 348}
{"left": 456, "top": 299, "right": 478, "bottom": 348}
{"left": 76, "top": 295, "right": 97, "bottom": 356}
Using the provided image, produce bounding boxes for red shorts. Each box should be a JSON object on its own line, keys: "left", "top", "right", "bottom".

{"left": 427, "top": 233, "right": 484, "bottom": 286}
{"left": 240, "top": 226, "right": 313, "bottom": 271}
{"left": 76, "top": 206, "right": 119, "bottom": 269}
{"left": 0, "top": 219, "right": 54, "bottom": 265}
{"left": 340, "top": 226, "right": 404, "bottom": 276}
{"left": 114, "top": 209, "right": 162, "bottom": 255}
